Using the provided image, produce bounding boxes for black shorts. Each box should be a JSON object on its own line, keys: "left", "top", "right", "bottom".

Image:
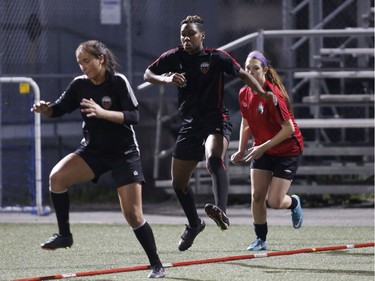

{"left": 74, "top": 146, "right": 145, "bottom": 187}
{"left": 250, "top": 153, "right": 302, "bottom": 180}
{"left": 173, "top": 118, "right": 232, "bottom": 161}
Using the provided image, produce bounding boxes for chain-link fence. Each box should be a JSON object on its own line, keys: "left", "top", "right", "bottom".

{"left": 0, "top": 0, "right": 373, "bottom": 206}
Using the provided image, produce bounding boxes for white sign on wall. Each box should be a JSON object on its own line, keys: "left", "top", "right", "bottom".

{"left": 101, "top": 0, "right": 121, "bottom": 25}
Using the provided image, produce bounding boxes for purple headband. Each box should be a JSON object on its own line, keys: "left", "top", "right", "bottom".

{"left": 247, "top": 51, "right": 268, "bottom": 67}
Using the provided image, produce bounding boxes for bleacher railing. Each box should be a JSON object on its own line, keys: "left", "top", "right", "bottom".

{"left": 136, "top": 28, "right": 374, "bottom": 181}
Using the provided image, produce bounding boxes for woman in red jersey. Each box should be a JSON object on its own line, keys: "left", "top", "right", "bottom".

{"left": 231, "top": 50, "right": 304, "bottom": 251}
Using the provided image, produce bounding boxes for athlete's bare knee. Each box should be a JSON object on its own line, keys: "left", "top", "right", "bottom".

{"left": 123, "top": 211, "right": 143, "bottom": 228}
{"left": 267, "top": 198, "right": 283, "bottom": 209}
{"left": 252, "top": 193, "right": 266, "bottom": 204}
{"left": 173, "top": 186, "right": 189, "bottom": 195}
{"left": 171, "top": 178, "right": 189, "bottom": 191}
{"left": 49, "top": 171, "right": 68, "bottom": 192}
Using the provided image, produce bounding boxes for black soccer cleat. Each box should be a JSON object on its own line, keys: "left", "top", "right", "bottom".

{"left": 204, "top": 203, "right": 230, "bottom": 230}
{"left": 41, "top": 233, "right": 73, "bottom": 250}
{"left": 178, "top": 219, "right": 206, "bottom": 251}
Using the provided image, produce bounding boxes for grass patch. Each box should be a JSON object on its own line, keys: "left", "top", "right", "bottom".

{"left": 0, "top": 224, "right": 374, "bottom": 280}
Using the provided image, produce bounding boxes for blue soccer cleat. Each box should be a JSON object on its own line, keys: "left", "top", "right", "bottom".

{"left": 291, "top": 194, "right": 303, "bottom": 229}
{"left": 246, "top": 238, "right": 267, "bottom": 251}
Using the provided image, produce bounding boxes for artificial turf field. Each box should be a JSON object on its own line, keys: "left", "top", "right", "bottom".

{"left": 0, "top": 223, "right": 374, "bottom": 281}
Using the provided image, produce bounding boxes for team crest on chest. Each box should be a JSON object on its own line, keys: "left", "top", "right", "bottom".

{"left": 101, "top": 96, "right": 112, "bottom": 109}
{"left": 200, "top": 62, "right": 210, "bottom": 74}
{"left": 257, "top": 103, "right": 264, "bottom": 114}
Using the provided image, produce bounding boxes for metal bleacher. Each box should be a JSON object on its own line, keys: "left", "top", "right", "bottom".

{"left": 137, "top": 0, "right": 374, "bottom": 195}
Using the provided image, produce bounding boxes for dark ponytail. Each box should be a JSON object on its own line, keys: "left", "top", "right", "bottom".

{"left": 76, "top": 40, "right": 118, "bottom": 75}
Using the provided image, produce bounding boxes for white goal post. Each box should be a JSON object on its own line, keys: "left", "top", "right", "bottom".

{"left": 0, "top": 77, "right": 44, "bottom": 215}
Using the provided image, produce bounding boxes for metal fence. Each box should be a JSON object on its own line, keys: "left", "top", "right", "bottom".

{"left": 0, "top": 0, "right": 373, "bottom": 206}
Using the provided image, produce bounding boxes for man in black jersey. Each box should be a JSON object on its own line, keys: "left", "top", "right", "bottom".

{"left": 144, "top": 15, "right": 273, "bottom": 251}
{"left": 32, "top": 40, "right": 165, "bottom": 278}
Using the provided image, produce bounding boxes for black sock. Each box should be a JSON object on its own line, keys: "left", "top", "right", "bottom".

{"left": 288, "top": 196, "right": 298, "bottom": 210}
{"left": 207, "top": 156, "right": 228, "bottom": 213}
{"left": 50, "top": 190, "right": 71, "bottom": 236}
{"left": 174, "top": 187, "right": 200, "bottom": 228}
{"left": 254, "top": 223, "right": 268, "bottom": 241}
{"left": 133, "top": 221, "right": 162, "bottom": 267}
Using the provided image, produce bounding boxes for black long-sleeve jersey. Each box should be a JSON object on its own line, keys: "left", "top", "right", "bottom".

{"left": 50, "top": 73, "right": 140, "bottom": 155}
{"left": 148, "top": 46, "right": 241, "bottom": 122}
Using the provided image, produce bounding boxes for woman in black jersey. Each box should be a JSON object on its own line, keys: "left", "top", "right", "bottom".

{"left": 31, "top": 40, "right": 165, "bottom": 278}
{"left": 144, "top": 15, "right": 273, "bottom": 252}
